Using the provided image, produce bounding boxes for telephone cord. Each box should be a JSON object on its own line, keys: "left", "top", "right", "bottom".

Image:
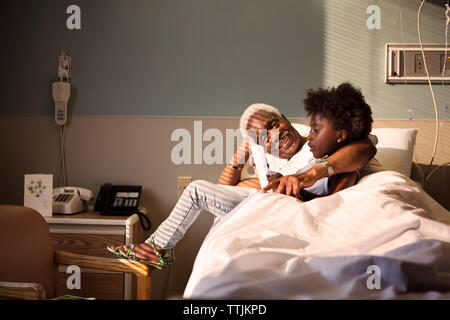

{"left": 136, "top": 210, "right": 151, "bottom": 231}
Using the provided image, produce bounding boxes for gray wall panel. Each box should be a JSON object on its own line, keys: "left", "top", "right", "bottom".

{"left": 0, "top": 0, "right": 323, "bottom": 116}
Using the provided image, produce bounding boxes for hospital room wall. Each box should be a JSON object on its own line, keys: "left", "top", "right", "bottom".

{"left": 0, "top": 0, "right": 324, "bottom": 117}
{"left": 1, "top": 0, "right": 450, "bottom": 299}
{"left": 322, "top": 0, "right": 450, "bottom": 211}
{"left": 322, "top": 0, "right": 450, "bottom": 121}
{"left": 2, "top": 0, "right": 449, "bottom": 119}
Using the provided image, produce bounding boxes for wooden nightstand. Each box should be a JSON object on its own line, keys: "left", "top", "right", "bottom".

{"left": 44, "top": 209, "right": 149, "bottom": 300}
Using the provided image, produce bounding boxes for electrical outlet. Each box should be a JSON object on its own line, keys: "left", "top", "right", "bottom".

{"left": 415, "top": 54, "right": 424, "bottom": 73}
{"left": 441, "top": 54, "right": 450, "bottom": 75}
{"left": 177, "top": 176, "right": 193, "bottom": 199}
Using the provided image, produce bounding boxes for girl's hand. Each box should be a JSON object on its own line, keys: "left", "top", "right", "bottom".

{"left": 262, "top": 165, "right": 328, "bottom": 198}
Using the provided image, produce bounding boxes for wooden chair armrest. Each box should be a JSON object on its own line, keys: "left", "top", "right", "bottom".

{"left": 54, "top": 250, "right": 151, "bottom": 300}
{"left": 54, "top": 250, "right": 150, "bottom": 277}
{"left": 0, "top": 282, "right": 46, "bottom": 300}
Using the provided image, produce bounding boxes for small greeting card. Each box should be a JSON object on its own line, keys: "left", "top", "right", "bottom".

{"left": 24, "top": 174, "right": 53, "bottom": 217}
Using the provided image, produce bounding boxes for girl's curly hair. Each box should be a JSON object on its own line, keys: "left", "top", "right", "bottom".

{"left": 303, "top": 82, "right": 373, "bottom": 142}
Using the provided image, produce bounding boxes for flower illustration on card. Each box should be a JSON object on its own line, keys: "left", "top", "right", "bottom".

{"left": 27, "top": 180, "right": 47, "bottom": 198}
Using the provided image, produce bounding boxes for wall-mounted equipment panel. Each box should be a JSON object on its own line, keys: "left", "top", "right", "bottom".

{"left": 386, "top": 43, "right": 450, "bottom": 83}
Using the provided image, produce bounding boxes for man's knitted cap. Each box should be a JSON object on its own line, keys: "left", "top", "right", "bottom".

{"left": 239, "top": 103, "right": 282, "bottom": 142}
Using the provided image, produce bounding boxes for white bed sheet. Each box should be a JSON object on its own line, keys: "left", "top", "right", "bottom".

{"left": 184, "top": 171, "right": 450, "bottom": 299}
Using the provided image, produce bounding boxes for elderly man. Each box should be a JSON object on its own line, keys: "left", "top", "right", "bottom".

{"left": 107, "top": 103, "right": 377, "bottom": 270}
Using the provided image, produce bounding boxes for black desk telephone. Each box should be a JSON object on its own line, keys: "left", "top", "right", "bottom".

{"left": 95, "top": 183, "right": 151, "bottom": 230}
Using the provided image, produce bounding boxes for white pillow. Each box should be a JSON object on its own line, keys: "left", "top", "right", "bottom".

{"left": 291, "top": 123, "right": 311, "bottom": 137}
{"left": 292, "top": 123, "right": 419, "bottom": 177}
{"left": 370, "top": 128, "right": 418, "bottom": 177}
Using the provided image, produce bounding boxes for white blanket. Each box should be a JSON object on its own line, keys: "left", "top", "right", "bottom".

{"left": 184, "top": 171, "right": 450, "bottom": 299}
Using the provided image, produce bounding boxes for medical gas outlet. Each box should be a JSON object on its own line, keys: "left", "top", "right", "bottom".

{"left": 386, "top": 43, "right": 450, "bottom": 83}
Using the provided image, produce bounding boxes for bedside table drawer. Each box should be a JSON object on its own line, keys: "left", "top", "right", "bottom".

{"left": 51, "top": 233, "right": 126, "bottom": 300}
{"left": 50, "top": 233, "right": 123, "bottom": 258}
{"left": 55, "top": 269, "right": 124, "bottom": 300}
{"left": 45, "top": 211, "right": 150, "bottom": 299}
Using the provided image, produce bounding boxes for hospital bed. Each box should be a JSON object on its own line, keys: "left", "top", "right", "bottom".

{"left": 183, "top": 126, "right": 450, "bottom": 299}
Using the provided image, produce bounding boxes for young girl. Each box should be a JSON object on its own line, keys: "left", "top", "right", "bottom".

{"left": 263, "top": 82, "right": 374, "bottom": 199}
{"left": 107, "top": 83, "right": 375, "bottom": 270}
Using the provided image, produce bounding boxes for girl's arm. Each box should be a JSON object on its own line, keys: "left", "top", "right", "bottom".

{"left": 299, "top": 171, "right": 358, "bottom": 201}
{"left": 328, "top": 171, "right": 358, "bottom": 194}
{"left": 262, "top": 137, "right": 376, "bottom": 195}
{"left": 325, "top": 137, "right": 376, "bottom": 175}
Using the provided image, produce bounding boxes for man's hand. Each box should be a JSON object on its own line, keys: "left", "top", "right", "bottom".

{"left": 268, "top": 173, "right": 282, "bottom": 182}
{"left": 262, "top": 165, "right": 328, "bottom": 198}
{"left": 251, "top": 164, "right": 282, "bottom": 189}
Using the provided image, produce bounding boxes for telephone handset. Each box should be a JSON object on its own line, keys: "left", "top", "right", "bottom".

{"left": 53, "top": 186, "right": 94, "bottom": 215}
{"left": 94, "top": 183, "right": 151, "bottom": 230}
